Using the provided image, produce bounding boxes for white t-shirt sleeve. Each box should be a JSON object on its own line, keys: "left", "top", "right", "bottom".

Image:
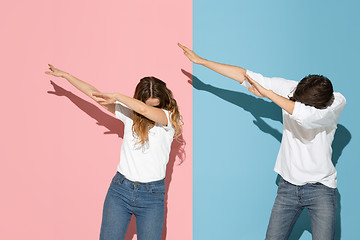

{"left": 159, "top": 109, "right": 173, "bottom": 131}
{"left": 290, "top": 92, "right": 346, "bottom": 129}
{"left": 115, "top": 101, "right": 133, "bottom": 123}
{"left": 243, "top": 70, "right": 298, "bottom": 98}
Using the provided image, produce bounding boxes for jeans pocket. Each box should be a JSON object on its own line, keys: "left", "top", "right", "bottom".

{"left": 279, "top": 177, "right": 287, "bottom": 186}
{"left": 111, "top": 174, "right": 122, "bottom": 185}
{"left": 148, "top": 185, "right": 165, "bottom": 196}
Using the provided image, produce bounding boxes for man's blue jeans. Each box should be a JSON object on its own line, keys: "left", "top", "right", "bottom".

{"left": 266, "top": 177, "right": 337, "bottom": 240}
{"left": 99, "top": 172, "right": 165, "bottom": 240}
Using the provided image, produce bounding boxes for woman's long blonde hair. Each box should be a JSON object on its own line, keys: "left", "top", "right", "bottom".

{"left": 132, "top": 76, "right": 183, "bottom": 145}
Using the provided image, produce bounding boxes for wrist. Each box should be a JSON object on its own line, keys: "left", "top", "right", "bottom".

{"left": 61, "top": 72, "right": 71, "bottom": 78}
{"left": 198, "top": 57, "right": 207, "bottom": 65}
{"left": 265, "top": 89, "right": 274, "bottom": 99}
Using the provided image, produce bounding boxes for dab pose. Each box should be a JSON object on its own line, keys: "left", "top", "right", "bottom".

{"left": 46, "top": 64, "right": 182, "bottom": 240}
{"left": 179, "top": 44, "right": 345, "bottom": 240}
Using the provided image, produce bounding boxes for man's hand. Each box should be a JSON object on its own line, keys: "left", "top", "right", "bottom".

{"left": 178, "top": 43, "right": 204, "bottom": 64}
{"left": 245, "top": 74, "right": 271, "bottom": 98}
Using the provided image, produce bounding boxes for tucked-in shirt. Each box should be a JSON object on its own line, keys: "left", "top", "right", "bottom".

{"left": 114, "top": 101, "right": 175, "bottom": 182}
{"left": 242, "top": 70, "right": 346, "bottom": 188}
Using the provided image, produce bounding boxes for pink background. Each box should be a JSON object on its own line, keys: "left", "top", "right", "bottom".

{"left": 0, "top": 1, "right": 192, "bottom": 239}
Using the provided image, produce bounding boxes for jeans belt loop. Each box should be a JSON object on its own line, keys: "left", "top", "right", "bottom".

{"left": 119, "top": 174, "right": 125, "bottom": 184}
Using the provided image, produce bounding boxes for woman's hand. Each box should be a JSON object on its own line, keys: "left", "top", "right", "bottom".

{"left": 45, "top": 64, "right": 68, "bottom": 77}
{"left": 178, "top": 43, "right": 204, "bottom": 64}
{"left": 245, "top": 74, "right": 271, "bottom": 98}
{"left": 92, "top": 92, "right": 118, "bottom": 105}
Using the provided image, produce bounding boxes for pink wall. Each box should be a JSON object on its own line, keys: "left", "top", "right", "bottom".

{"left": 0, "top": 1, "right": 192, "bottom": 239}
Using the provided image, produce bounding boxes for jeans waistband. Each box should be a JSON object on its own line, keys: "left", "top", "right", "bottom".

{"left": 116, "top": 171, "right": 165, "bottom": 186}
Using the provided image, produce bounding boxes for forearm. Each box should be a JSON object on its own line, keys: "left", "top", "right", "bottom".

{"left": 113, "top": 93, "right": 167, "bottom": 125}
{"left": 62, "top": 73, "right": 100, "bottom": 98}
{"left": 266, "top": 90, "right": 295, "bottom": 115}
{"left": 114, "top": 93, "right": 147, "bottom": 115}
{"left": 199, "top": 58, "right": 246, "bottom": 83}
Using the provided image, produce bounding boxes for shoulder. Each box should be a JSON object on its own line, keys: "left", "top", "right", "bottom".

{"left": 333, "top": 92, "right": 346, "bottom": 103}
{"left": 329, "top": 92, "right": 346, "bottom": 110}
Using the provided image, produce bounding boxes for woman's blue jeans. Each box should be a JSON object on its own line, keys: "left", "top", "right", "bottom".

{"left": 99, "top": 172, "right": 165, "bottom": 240}
{"left": 266, "top": 177, "right": 337, "bottom": 240}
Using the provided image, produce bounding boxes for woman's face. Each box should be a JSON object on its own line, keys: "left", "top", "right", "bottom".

{"left": 145, "top": 97, "right": 160, "bottom": 107}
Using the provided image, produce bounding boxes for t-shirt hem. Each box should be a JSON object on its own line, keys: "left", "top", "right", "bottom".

{"left": 274, "top": 168, "right": 337, "bottom": 189}
{"left": 117, "top": 169, "right": 165, "bottom": 183}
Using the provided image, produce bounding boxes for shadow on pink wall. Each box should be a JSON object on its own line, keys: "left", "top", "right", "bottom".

{"left": 48, "top": 81, "right": 186, "bottom": 240}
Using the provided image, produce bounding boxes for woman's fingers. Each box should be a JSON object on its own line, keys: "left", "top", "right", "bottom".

{"left": 47, "top": 64, "right": 59, "bottom": 74}
{"left": 92, "top": 93, "right": 106, "bottom": 98}
{"left": 92, "top": 93, "right": 114, "bottom": 102}
{"left": 97, "top": 100, "right": 108, "bottom": 105}
{"left": 93, "top": 95, "right": 109, "bottom": 103}
{"left": 48, "top": 64, "right": 55, "bottom": 71}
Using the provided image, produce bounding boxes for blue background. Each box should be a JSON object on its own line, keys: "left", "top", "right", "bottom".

{"left": 192, "top": 0, "right": 359, "bottom": 239}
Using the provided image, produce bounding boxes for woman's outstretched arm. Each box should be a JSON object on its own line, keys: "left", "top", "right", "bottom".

{"left": 45, "top": 64, "right": 115, "bottom": 114}
{"left": 45, "top": 64, "right": 168, "bottom": 125}
{"left": 178, "top": 43, "right": 246, "bottom": 84}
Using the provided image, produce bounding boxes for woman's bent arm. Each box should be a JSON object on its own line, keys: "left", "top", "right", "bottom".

{"left": 93, "top": 92, "right": 168, "bottom": 126}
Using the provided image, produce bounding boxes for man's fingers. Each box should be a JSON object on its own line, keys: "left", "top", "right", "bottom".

{"left": 178, "top": 43, "right": 187, "bottom": 50}
{"left": 178, "top": 43, "right": 191, "bottom": 52}
{"left": 178, "top": 43, "right": 185, "bottom": 50}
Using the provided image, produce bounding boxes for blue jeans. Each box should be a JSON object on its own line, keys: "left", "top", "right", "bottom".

{"left": 266, "top": 177, "right": 337, "bottom": 240}
{"left": 99, "top": 172, "right": 165, "bottom": 240}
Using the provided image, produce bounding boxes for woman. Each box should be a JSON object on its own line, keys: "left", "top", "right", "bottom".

{"left": 45, "top": 64, "right": 182, "bottom": 240}
{"left": 178, "top": 44, "right": 345, "bottom": 240}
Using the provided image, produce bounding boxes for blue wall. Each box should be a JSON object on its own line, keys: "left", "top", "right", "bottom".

{"left": 193, "top": 0, "right": 359, "bottom": 239}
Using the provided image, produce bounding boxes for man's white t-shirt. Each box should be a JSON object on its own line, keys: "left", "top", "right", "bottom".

{"left": 114, "top": 101, "right": 175, "bottom": 183}
{"left": 243, "top": 70, "right": 346, "bottom": 188}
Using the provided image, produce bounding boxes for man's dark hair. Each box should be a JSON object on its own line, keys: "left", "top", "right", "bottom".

{"left": 290, "top": 74, "right": 334, "bottom": 109}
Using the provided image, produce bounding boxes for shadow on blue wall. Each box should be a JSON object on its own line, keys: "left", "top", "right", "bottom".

{"left": 48, "top": 80, "right": 186, "bottom": 240}
{"left": 183, "top": 70, "right": 351, "bottom": 239}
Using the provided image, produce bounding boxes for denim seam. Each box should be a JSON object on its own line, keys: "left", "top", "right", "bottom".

{"left": 284, "top": 208, "right": 302, "bottom": 240}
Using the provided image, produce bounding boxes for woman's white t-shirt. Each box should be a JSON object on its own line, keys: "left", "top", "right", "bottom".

{"left": 243, "top": 70, "right": 346, "bottom": 188}
{"left": 114, "top": 101, "right": 175, "bottom": 183}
